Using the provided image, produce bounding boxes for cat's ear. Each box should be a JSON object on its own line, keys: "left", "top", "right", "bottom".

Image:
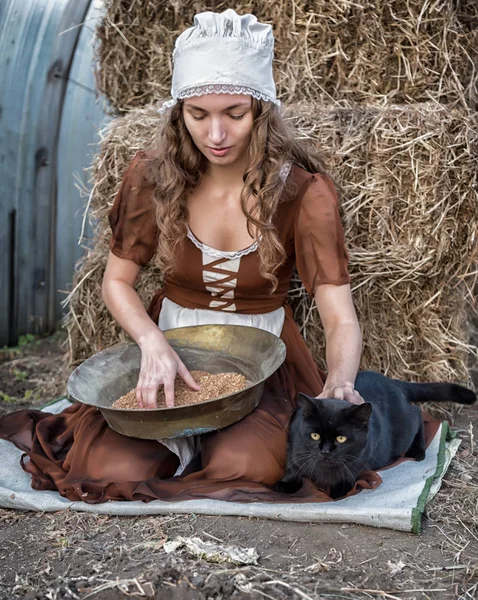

{"left": 297, "top": 393, "right": 318, "bottom": 417}
{"left": 346, "top": 403, "right": 372, "bottom": 425}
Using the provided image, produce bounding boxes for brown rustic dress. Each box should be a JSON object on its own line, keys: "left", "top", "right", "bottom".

{"left": 0, "top": 151, "right": 437, "bottom": 504}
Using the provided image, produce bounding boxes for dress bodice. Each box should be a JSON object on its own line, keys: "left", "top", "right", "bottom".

{"left": 108, "top": 149, "right": 350, "bottom": 316}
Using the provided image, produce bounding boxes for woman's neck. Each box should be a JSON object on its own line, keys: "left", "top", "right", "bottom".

{"left": 204, "top": 155, "right": 249, "bottom": 189}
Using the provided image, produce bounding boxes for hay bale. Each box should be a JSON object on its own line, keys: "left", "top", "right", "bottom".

{"left": 288, "top": 102, "right": 478, "bottom": 382}
{"left": 95, "top": 0, "right": 478, "bottom": 113}
{"left": 64, "top": 102, "right": 478, "bottom": 384}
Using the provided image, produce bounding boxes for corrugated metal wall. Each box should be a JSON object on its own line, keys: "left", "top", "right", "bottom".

{"left": 0, "top": 0, "right": 109, "bottom": 346}
{"left": 56, "top": 0, "right": 110, "bottom": 322}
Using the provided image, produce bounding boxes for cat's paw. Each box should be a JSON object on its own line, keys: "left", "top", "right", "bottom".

{"left": 330, "top": 482, "right": 354, "bottom": 499}
{"left": 273, "top": 480, "right": 301, "bottom": 494}
{"left": 405, "top": 447, "right": 426, "bottom": 461}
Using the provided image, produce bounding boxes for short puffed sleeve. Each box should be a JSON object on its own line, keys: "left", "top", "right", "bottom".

{"left": 295, "top": 173, "right": 350, "bottom": 296}
{"left": 108, "top": 151, "right": 158, "bottom": 266}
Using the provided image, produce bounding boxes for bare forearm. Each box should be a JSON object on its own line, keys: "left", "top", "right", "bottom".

{"left": 314, "top": 283, "right": 363, "bottom": 403}
{"left": 324, "top": 320, "right": 362, "bottom": 387}
{"left": 102, "top": 280, "right": 165, "bottom": 346}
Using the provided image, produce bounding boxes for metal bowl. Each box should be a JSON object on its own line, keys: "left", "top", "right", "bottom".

{"left": 67, "top": 324, "right": 286, "bottom": 439}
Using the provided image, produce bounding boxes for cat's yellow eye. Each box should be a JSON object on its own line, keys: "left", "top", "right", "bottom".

{"left": 310, "top": 433, "right": 320, "bottom": 441}
{"left": 336, "top": 436, "right": 347, "bottom": 443}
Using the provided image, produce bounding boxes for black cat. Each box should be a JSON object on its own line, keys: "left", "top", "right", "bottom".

{"left": 274, "top": 371, "right": 476, "bottom": 499}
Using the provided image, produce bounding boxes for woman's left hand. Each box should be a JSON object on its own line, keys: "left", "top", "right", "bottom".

{"left": 317, "top": 381, "right": 364, "bottom": 405}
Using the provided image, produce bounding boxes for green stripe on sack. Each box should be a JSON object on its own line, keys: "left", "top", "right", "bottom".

{"left": 411, "top": 421, "right": 450, "bottom": 534}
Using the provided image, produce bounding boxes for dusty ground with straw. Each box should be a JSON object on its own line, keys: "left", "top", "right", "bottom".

{"left": 0, "top": 338, "right": 477, "bottom": 599}
{"left": 65, "top": 102, "right": 478, "bottom": 386}
{"left": 96, "top": 0, "right": 478, "bottom": 113}
{"left": 0, "top": 333, "right": 69, "bottom": 413}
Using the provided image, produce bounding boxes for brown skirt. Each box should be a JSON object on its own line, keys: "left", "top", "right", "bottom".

{"left": 0, "top": 301, "right": 439, "bottom": 504}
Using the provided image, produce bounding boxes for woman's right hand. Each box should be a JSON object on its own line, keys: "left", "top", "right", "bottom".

{"left": 136, "top": 329, "right": 200, "bottom": 409}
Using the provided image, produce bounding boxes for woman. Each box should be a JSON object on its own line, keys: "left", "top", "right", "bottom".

{"left": 0, "top": 10, "right": 367, "bottom": 503}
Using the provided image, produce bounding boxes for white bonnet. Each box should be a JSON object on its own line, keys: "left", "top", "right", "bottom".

{"left": 159, "top": 9, "right": 279, "bottom": 113}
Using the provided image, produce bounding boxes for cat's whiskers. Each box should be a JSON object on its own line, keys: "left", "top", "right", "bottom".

{"left": 337, "top": 460, "right": 358, "bottom": 485}
{"left": 338, "top": 454, "right": 371, "bottom": 471}
{"left": 290, "top": 452, "right": 317, "bottom": 478}
{"left": 288, "top": 452, "right": 308, "bottom": 467}
{"left": 337, "top": 464, "right": 350, "bottom": 490}
{"left": 291, "top": 450, "right": 334, "bottom": 483}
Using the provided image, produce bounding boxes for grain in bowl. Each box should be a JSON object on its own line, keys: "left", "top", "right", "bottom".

{"left": 112, "top": 371, "right": 248, "bottom": 409}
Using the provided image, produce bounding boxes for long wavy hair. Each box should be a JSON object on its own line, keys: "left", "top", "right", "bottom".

{"left": 148, "top": 98, "right": 328, "bottom": 291}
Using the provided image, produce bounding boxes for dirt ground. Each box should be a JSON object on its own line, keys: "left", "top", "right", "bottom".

{"left": 0, "top": 334, "right": 477, "bottom": 600}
